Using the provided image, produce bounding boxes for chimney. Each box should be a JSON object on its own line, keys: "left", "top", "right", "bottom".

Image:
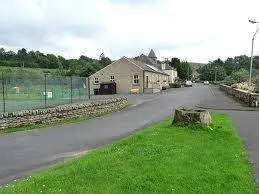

{"left": 161, "top": 63, "right": 166, "bottom": 70}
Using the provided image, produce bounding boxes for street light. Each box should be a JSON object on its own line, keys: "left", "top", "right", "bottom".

{"left": 249, "top": 19, "right": 259, "bottom": 84}
{"left": 214, "top": 67, "right": 218, "bottom": 83}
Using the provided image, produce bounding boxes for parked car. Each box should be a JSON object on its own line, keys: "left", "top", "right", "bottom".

{"left": 184, "top": 80, "right": 193, "bottom": 87}
{"left": 204, "top": 81, "right": 209, "bottom": 85}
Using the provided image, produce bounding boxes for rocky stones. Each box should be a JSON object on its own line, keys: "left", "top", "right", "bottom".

{"left": 0, "top": 97, "right": 128, "bottom": 130}
{"left": 173, "top": 107, "right": 212, "bottom": 125}
{"left": 220, "top": 84, "right": 259, "bottom": 108}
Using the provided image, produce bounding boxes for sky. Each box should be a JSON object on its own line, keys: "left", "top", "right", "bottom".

{"left": 1, "top": 0, "right": 259, "bottom": 63}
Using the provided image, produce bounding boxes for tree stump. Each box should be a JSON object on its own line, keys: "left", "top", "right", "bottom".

{"left": 173, "top": 107, "right": 212, "bottom": 125}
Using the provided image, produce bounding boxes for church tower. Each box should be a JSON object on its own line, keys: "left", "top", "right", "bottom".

{"left": 148, "top": 49, "right": 157, "bottom": 62}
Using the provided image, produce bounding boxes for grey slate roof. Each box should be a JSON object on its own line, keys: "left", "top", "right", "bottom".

{"left": 148, "top": 49, "right": 157, "bottom": 59}
{"left": 125, "top": 57, "right": 169, "bottom": 76}
{"left": 135, "top": 54, "right": 173, "bottom": 70}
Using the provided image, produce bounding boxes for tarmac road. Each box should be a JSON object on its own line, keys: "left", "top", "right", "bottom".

{"left": 0, "top": 84, "right": 211, "bottom": 184}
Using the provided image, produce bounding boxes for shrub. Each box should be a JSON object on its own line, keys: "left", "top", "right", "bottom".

{"left": 236, "top": 82, "right": 255, "bottom": 91}
{"left": 169, "top": 82, "right": 182, "bottom": 88}
{"left": 223, "top": 68, "right": 249, "bottom": 85}
{"left": 254, "top": 80, "right": 259, "bottom": 93}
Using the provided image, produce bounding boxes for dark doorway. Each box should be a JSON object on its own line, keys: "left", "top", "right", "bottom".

{"left": 98, "top": 82, "right": 117, "bottom": 95}
{"left": 146, "top": 76, "right": 149, "bottom": 88}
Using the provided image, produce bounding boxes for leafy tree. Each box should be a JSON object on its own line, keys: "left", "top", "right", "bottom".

{"left": 0, "top": 48, "right": 5, "bottom": 59}
{"left": 46, "top": 54, "right": 60, "bottom": 69}
{"left": 224, "top": 68, "right": 249, "bottom": 85}
{"left": 199, "top": 61, "right": 226, "bottom": 81}
{"left": 17, "top": 48, "right": 27, "bottom": 57}
{"left": 36, "top": 56, "right": 50, "bottom": 68}
{"left": 169, "top": 58, "right": 180, "bottom": 68}
{"left": 177, "top": 61, "right": 192, "bottom": 80}
{"left": 4, "top": 50, "right": 16, "bottom": 60}
{"left": 100, "top": 57, "right": 112, "bottom": 67}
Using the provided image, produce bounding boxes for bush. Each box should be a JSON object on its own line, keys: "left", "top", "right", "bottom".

{"left": 236, "top": 82, "right": 255, "bottom": 91}
{"left": 162, "top": 86, "right": 170, "bottom": 90}
{"left": 254, "top": 80, "right": 259, "bottom": 93}
{"left": 169, "top": 82, "right": 182, "bottom": 88}
{"left": 223, "top": 68, "right": 249, "bottom": 85}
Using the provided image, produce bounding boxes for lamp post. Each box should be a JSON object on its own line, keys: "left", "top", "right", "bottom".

{"left": 214, "top": 67, "right": 217, "bottom": 83}
{"left": 249, "top": 19, "right": 259, "bottom": 84}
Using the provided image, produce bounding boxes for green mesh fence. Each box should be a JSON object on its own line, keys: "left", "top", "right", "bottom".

{"left": 0, "top": 73, "right": 89, "bottom": 113}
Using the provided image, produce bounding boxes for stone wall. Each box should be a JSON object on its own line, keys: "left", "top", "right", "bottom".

{"left": 0, "top": 97, "right": 128, "bottom": 129}
{"left": 219, "top": 84, "right": 259, "bottom": 108}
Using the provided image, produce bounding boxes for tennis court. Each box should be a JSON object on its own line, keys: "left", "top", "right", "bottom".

{"left": 0, "top": 73, "right": 89, "bottom": 113}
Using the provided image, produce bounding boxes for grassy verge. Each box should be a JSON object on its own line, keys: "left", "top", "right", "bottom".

{"left": 0, "top": 113, "right": 256, "bottom": 193}
{"left": 0, "top": 107, "right": 126, "bottom": 135}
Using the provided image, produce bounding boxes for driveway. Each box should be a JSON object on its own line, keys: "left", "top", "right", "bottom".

{"left": 0, "top": 84, "right": 211, "bottom": 184}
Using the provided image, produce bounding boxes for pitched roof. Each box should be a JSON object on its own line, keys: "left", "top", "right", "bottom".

{"left": 135, "top": 54, "right": 173, "bottom": 70}
{"left": 148, "top": 49, "right": 157, "bottom": 59}
{"left": 136, "top": 54, "right": 157, "bottom": 67}
{"left": 125, "top": 57, "right": 169, "bottom": 76}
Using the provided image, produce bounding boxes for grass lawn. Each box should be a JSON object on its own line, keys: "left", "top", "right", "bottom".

{"left": 0, "top": 113, "right": 256, "bottom": 193}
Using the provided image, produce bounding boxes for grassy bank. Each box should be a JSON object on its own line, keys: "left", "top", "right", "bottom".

{"left": 0, "top": 113, "right": 256, "bottom": 193}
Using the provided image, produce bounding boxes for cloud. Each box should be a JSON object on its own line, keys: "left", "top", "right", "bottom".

{"left": 0, "top": 0, "right": 259, "bottom": 62}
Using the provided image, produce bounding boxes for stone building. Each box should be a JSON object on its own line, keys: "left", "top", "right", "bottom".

{"left": 135, "top": 49, "right": 178, "bottom": 83}
{"left": 89, "top": 56, "right": 169, "bottom": 94}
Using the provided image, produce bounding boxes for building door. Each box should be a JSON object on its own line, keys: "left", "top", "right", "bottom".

{"left": 146, "top": 76, "right": 149, "bottom": 88}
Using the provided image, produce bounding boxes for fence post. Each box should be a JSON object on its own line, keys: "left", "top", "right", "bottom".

{"left": 2, "top": 72, "right": 6, "bottom": 113}
{"left": 44, "top": 74, "right": 47, "bottom": 108}
{"left": 70, "top": 76, "right": 73, "bottom": 103}
{"left": 87, "top": 77, "right": 90, "bottom": 100}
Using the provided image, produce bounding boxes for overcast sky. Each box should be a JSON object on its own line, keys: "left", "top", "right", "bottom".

{"left": 1, "top": 0, "right": 259, "bottom": 62}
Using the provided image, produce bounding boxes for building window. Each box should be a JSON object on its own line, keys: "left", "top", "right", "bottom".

{"left": 133, "top": 75, "right": 139, "bottom": 84}
{"left": 94, "top": 77, "right": 99, "bottom": 84}
{"left": 110, "top": 75, "right": 115, "bottom": 82}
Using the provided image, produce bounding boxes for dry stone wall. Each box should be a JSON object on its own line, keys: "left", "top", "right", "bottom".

{"left": 0, "top": 97, "right": 128, "bottom": 129}
{"left": 220, "top": 84, "right": 259, "bottom": 108}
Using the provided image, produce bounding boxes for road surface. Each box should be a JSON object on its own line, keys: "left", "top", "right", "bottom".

{"left": 0, "top": 84, "right": 211, "bottom": 184}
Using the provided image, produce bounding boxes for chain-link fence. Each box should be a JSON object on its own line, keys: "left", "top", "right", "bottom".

{"left": 0, "top": 73, "right": 90, "bottom": 113}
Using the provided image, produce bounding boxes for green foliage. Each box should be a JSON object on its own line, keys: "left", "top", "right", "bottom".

{"left": 176, "top": 61, "right": 192, "bottom": 80}
{"left": 0, "top": 48, "right": 112, "bottom": 77}
{"left": 224, "top": 68, "right": 249, "bottom": 85}
{"left": 198, "top": 55, "right": 257, "bottom": 83}
{"left": 198, "top": 61, "right": 226, "bottom": 81}
{"left": 254, "top": 80, "right": 259, "bottom": 93}
{"left": 169, "top": 57, "right": 180, "bottom": 68}
{"left": 169, "top": 82, "right": 182, "bottom": 88}
{"left": 1, "top": 114, "right": 255, "bottom": 193}
{"left": 168, "top": 58, "right": 193, "bottom": 80}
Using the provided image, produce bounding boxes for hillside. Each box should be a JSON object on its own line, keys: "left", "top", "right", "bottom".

{"left": 189, "top": 62, "right": 207, "bottom": 70}
{"left": 0, "top": 48, "right": 112, "bottom": 77}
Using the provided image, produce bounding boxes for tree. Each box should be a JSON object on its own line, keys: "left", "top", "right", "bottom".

{"left": 36, "top": 56, "right": 50, "bottom": 68}
{"left": 100, "top": 57, "right": 112, "bottom": 67}
{"left": 0, "top": 48, "right": 5, "bottom": 59}
{"left": 17, "top": 48, "right": 27, "bottom": 57}
{"left": 177, "top": 61, "right": 192, "bottom": 80}
{"left": 169, "top": 58, "right": 180, "bottom": 68}
{"left": 199, "top": 59, "right": 227, "bottom": 81}
{"left": 199, "top": 64, "right": 226, "bottom": 81}
{"left": 4, "top": 50, "right": 16, "bottom": 60}
{"left": 224, "top": 68, "right": 249, "bottom": 85}
{"left": 46, "top": 54, "right": 60, "bottom": 69}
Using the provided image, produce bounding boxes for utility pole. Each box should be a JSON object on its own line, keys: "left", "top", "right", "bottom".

{"left": 214, "top": 67, "right": 217, "bottom": 83}
{"left": 249, "top": 19, "right": 259, "bottom": 84}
